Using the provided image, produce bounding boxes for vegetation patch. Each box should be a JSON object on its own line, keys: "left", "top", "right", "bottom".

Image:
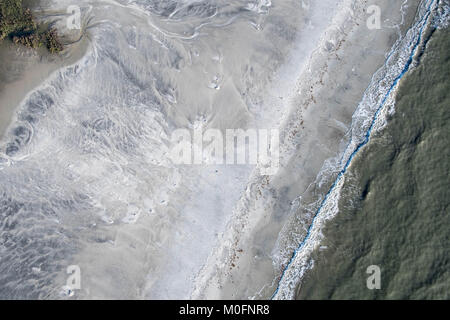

{"left": 0, "top": 0, "right": 63, "bottom": 53}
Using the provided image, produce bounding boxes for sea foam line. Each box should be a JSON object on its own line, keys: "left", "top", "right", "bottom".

{"left": 272, "top": 0, "right": 440, "bottom": 300}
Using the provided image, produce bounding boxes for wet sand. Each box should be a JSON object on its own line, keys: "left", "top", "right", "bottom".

{"left": 0, "top": 29, "right": 88, "bottom": 139}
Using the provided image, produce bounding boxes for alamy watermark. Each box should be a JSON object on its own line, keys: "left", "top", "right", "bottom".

{"left": 366, "top": 265, "right": 381, "bottom": 290}
{"left": 61, "top": 265, "right": 81, "bottom": 297}
{"left": 367, "top": 5, "right": 382, "bottom": 30}
{"left": 170, "top": 127, "right": 280, "bottom": 175}
{"left": 66, "top": 5, "right": 81, "bottom": 30}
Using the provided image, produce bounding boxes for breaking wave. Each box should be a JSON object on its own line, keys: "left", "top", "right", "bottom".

{"left": 272, "top": 0, "right": 447, "bottom": 300}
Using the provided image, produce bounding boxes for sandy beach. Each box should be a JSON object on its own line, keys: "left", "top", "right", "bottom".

{"left": 0, "top": 0, "right": 442, "bottom": 300}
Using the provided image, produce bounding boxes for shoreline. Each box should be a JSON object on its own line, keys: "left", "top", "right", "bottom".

{"left": 0, "top": 0, "right": 443, "bottom": 299}
{"left": 191, "top": 0, "right": 426, "bottom": 300}
{"left": 273, "top": 0, "right": 443, "bottom": 299}
{"left": 297, "top": 24, "right": 450, "bottom": 300}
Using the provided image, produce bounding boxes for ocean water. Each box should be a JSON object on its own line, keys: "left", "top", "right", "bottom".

{"left": 296, "top": 27, "right": 450, "bottom": 300}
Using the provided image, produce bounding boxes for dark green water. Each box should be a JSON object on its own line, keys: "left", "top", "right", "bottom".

{"left": 296, "top": 27, "right": 450, "bottom": 300}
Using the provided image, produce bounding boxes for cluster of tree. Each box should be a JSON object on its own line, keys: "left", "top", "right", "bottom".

{"left": 0, "top": 0, "right": 63, "bottom": 53}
